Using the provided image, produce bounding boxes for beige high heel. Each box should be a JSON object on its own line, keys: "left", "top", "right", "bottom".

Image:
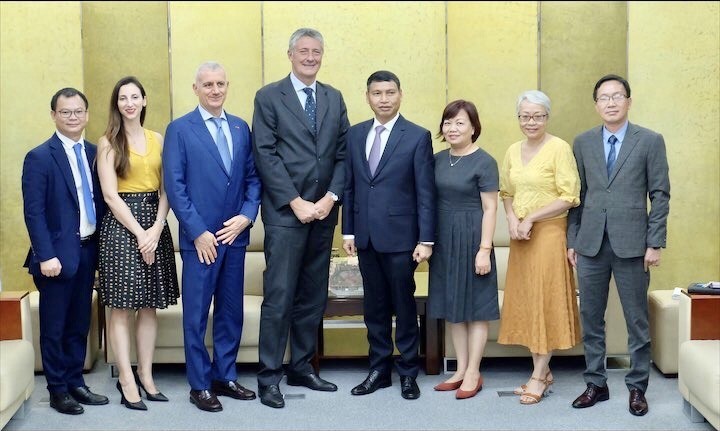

{"left": 514, "top": 371, "right": 553, "bottom": 395}
{"left": 519, "top": 377, "right": 550, "bottom": 405}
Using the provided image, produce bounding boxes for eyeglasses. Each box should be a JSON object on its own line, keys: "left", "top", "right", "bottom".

{"left": 518, "top": 114, "right": 547, "bottom": 123}
{"left": 596, "top": 93, "right": 627, "bottom": 104}
{"left": 56, "top": 109, "right": 87, "bottom": 119}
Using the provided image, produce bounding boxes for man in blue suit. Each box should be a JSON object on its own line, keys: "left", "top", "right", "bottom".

{"left": 22, "top": 87, "right": 108, "bottom": 415}
{"left": 163, "top": 62, "right": 262, "bottom": 412}
{"left": 342, "top": 71, "right": 436, "bottom": 400}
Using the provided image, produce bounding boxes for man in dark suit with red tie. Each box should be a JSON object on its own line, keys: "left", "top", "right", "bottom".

{"left": 22, "top": 87, "right": 108, "bottom": 415}
{"left": 342, "top": 70, "right": 436, "bottom": 400}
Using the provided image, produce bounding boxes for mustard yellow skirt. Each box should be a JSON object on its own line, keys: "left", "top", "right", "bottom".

{"left": 497, "top": 217, "right": 581, "bottom": 354}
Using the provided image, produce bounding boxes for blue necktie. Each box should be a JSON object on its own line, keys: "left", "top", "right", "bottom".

{"left": 72, "top": 143, "right": 96, "bottom": 225}
{"left": 303, "top": 87, "right": 316, "bottom": 133}
{"left": 607, "top": 135, "right": 618, "bottom": 178}
{"left": 211, "top": 117, "right": 232, "bottom": 173}
{"left": 368, "top": 125, "right": 385, "bottom": 176}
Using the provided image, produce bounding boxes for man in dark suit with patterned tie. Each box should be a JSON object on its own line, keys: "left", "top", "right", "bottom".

{"left": 342, "top": 70, "right": 436, "bottom": 400}
{"left": 567, "top": 74, "right": 670, "bottom": 417}
{"left": 252, "top": 27, "right": 350, "bottom": 408}
{"left": 22, "top": 87, "right": 108, "bottom": 415}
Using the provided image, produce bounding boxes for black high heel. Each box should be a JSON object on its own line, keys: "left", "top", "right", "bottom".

{"left": 134, "top": 370, "right": 169, "bottom": 402}
{"left": 116, "top": 380, "right": 148, "bottom": 410}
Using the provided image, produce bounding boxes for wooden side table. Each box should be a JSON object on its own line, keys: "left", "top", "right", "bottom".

{"left": 313, "top": 272, "right": 442, "bottom": 375}
{"left": 0, "top": 291, "right": 29, "bottom": 340}
{"left": 684, "top": 291, "right": 720, "bottom": 340}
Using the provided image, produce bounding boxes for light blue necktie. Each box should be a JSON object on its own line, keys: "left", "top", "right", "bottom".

{"left": 211, "top": 117, "right": 232, "bottom": 173}
{"left": 303, "top": 87, "right": 316, "bottom": 134}
{"left": 607, "top": 135, "right": 618, "bottom": 178}
{"left": 72, "top": 143, "right": 96, "bottom": 225}
{"left": 368, "top": 125, "right": 385, "bottom": 176}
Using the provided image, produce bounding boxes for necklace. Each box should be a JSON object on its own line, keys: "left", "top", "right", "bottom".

{"left": 449, "top": 153, "right": 464, "bottom": 167}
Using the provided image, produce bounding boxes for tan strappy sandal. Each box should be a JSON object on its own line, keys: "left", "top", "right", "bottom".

{"left": 519, "top": 376, "right": 550, "bottom": 405}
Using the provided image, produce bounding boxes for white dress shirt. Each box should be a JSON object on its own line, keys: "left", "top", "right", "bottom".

{"left": 56, "top": 131, "right": 95, "bottom": 237}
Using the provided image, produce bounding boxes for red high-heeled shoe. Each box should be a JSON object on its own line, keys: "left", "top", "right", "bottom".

{"left": 456, "top": 374, "right": 483, "bottom": 399}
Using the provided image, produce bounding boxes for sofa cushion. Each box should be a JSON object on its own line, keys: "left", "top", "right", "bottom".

{"left": 679, "top": 340, "right": 720, "bottom": 429}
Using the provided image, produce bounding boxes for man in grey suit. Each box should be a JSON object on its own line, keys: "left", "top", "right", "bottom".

{"left": 567, "top": 74, "right": 670, "bottom": 417}
{"left": 252, "top": 27, "right": 350, "bottom": 408}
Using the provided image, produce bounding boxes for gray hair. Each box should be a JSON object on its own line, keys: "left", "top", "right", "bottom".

{"left": 195, "top": 61, "right": 225, "bottom": 83}
{"left": 516, "top": 90, "right": 551, "bottom": 115}
{"left": 288, "top": 28, "right": 324, "bottom": 52}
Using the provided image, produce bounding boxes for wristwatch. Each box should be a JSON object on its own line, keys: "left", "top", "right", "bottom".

{"left": 328, "top": 191, "right": 339, "bottom": 202}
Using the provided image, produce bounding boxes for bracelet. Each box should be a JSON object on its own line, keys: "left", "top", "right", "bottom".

{"left": 155, "top": 219, "right": 166, "bottom": 226}
{"left": 479, "top": 245, "right": 492, "bottom": 250}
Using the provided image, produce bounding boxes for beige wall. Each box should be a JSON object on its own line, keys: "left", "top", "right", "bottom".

{"left": 1, "top": 1, "right": 718, "bottom": 292}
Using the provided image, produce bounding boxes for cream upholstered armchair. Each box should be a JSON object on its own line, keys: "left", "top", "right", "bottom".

{"left": 0, "top": 291, "right": 35, "bottom": 429}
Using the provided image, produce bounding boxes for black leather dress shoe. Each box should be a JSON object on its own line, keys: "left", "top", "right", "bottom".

{"left": 49, "top": 392, "right": 84, "bottom": 415}
{"left": 351, "top": 370, "right": 392, "bottom": 395}
{"left": 211, "top": 380, "right": 257, "bottom": 400}
{"left": 259, "top": 384, "right": 285, "bottom": 408}
{"left": 572, "top": 383, "right": 610, "bottom": 408}
{"left": 69, "top": 386, "right": 109, "bottom": 405}
{"left": 286, "top": 373, "right": 338, "bottom": 392}
{"left": 629, "top": 388, "right": 649, "bottom": 416}
{"left": 189, "top": 389, "right": 223, "bottom": 412}
{"left": 400, "top": 376, "right": 421, "bottom": 400}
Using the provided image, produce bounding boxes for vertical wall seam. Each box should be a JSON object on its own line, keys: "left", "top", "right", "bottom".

{"left": 537, "top": 1, "right": 542, "bottom": 90}
{"left": 260, "top": 1, "right": 265, "bottom": 86}
{"left": 444, "top": 1, "right": 449, "bottom": 105}
{"left": 166, "top": 1, "right": 174, "bottom": 120}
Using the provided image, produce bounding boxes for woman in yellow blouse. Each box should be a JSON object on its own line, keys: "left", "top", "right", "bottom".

{"left": 497, "top": 90, "right": 581, "bottom": 405}
{"left": 97, "top": 77, "right": 179, "bottom": 410}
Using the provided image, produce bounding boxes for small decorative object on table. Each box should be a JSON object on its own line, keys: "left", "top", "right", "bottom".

{"left": 328, "top": 256, "right": 364, "bottom": 297}
{"left": 687, "top": 281, "right": 720, "bottom": 295}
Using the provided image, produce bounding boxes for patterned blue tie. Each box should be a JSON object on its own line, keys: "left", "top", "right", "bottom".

{"left": 303, "top": 87, "right": 316, "bottom": 133}
{"left": 211, "top": 117, "right": 232, "bottom": 173}
{"left": 607, "top": 135, "right": 618, "bottom": 178}
{"left": 72, "top": 143, "right": 96, "bottom": 224}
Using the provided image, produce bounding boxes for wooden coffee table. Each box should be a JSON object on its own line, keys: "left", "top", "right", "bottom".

{"left": 313, "top": 272, "right": 442, "bottom": 375}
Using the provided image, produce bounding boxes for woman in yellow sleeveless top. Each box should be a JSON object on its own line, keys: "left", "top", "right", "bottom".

{"left": 497, "top": 90, "right": 581, "bottom": 405}
{"left": 97, "top": 76, "right": 179, "bottom": 410}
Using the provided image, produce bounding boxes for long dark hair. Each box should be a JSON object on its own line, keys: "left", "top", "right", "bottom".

{"left": 104, "top": 76, "right": 146, "bottom": 178}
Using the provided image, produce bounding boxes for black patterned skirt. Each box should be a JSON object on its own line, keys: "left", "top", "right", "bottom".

{"left": 97, "top": 191, "right": 179, "bottom": 309}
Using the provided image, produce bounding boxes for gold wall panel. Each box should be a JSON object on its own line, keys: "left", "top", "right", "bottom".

{"left": 168, "top": 1, "right": 262, "bottom": 122}
{"left": 540, "top": 1, "right": 627, "bottom": 146}
{"left": 628, "top": 1, "right": 720, "bottom": 286}
{"left": 81, "top": 1, "right": 171, "bottom": 143}
{"left": 0, "top": 2, "right": 84, "bottom": 291}
{"left": 447, "top": 1, "right": 538, "bottom": 163}
{"left": 262, "top": 1, "right": 446, "bottom": 135}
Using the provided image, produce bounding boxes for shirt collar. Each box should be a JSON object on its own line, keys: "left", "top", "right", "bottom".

{"left": 372, "top": 113, "right": 400, "bottom": 133}
{"left": 603, "top": 121, "right": 629, "bottom": 144}
{"left": 56, "top": 130, "right": 83, "bottom": 150}
{"left": 290, "top": 72, "right": 316, "bottom": 94}
{"left": 198, "top": 105, "right": 226, "bottom": 122}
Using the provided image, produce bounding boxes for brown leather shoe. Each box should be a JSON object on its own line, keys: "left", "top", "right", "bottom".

{"left": 629, "top": 388, "right": 649, "bottom": 416}
{"left": 211, "top": 380, "right": 256, "bottom": 400}
{"left": 189, "top": 389, "right": 223, "bottom": 412}
{"left": 571, "top": 383, "right": 610, "bottom": 408}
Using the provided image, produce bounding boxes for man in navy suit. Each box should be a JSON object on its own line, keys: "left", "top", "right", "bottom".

{"left": 342, "top": 70, "right": 436, "bottom": 400}
{"left": 163, "top": 62, "right": 262, "bottom": 412}
{"left": 22, "top": 87, "right": 109, "bottom": 415}
{"left": 252, "top": 28, "right": 349, "bottom": 408}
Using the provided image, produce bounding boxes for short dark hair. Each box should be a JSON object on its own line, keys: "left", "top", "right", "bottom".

{"left": 50, "top": 87, "right": 88, "bottom": 111}
{"left": 366, "top": 70, "right": 401, "bottom": 91}
{"left": 437, "top": 99, "right": 482, "bottom": 143}
{"left": 593, "top": 74, "right": 631, "bottom": 101}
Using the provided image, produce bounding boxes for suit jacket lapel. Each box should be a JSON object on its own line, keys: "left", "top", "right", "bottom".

{"left": 315, "top": 83, "right": 328, "bottom": 134}
{"left": 280, "top": 76, "right": 315, "bottom": 136}
{"left": 587, "top": 126, "right": 608, "bottom": 183}
{"left": 608, "top": 122, "right": 639, "bottom": 184}
{"left": 50, "top": 136, "right": 80, "bottom": 208}
{"left": 355, "top": 121, "right": 374, "bottom": 178}
{"left": 373, "top": 115, "right": 405, "bottom": 178}
{"left": 189, "top": 108, "right": 230, "bottom": 177}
